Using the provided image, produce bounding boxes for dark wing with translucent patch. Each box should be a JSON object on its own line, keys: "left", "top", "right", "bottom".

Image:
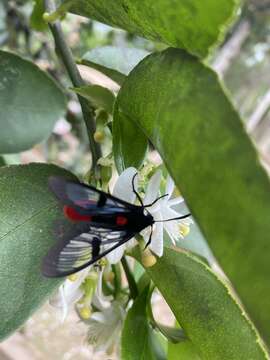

{"left": 42, "top": 227, "right": 135, "bottom": 277}
{"left": 49, "top": 176, "right": 137, "bottom": 215}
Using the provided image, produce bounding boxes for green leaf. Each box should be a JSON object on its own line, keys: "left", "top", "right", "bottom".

{"left": 0, "top": 163, "right": 75, "bottom": 340}
{"left": 168, "top": 340, "right": 201, "bottom": 360}
{"left": 72, "top": 84, "right": 115, "bottom": 114}
{"left": 154, "top": 323, "right": 186, "bottom": 344}
{"left": 115, "top": 48, "right": 270, "bottom": 341}
{"left": 81, "top": 46, "right": 149, "bottom": 84}
{"left": 0, "top": 51, "right": 66, "bottom": 154}
{"left": 30, "top": 0, "right": 47, "bottom": 31}
{"left": 113, "top": 103, "right": 148, "bottom": 173}
{"left": 0, "top": 156, "right": 6, "bottom": 167}
{"left": 166, "top": 201, "right": 214, "bottom": 264}
{"left": 65, "top": 0, "right": 240, "bottom": 57}
{"left": 176, "top": 223, "right": 215, "bottom": 265}
{"left": 134, "top": 247, "right": 268, "bottom": 359}
{"left": 121, "top": 285, "right": 166, "bottom": 360}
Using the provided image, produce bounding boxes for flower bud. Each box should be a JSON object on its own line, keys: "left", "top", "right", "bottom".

{"left": 141, "top": 248, "right": 157, "bottom": 267}
{"left": 94, "top": 130, "right": 105, "bottom": 143}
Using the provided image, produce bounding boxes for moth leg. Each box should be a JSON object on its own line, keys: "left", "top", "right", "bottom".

{"left": 144, "top": 193, "right": 168, "bottom": 208}
{"left": 144, "top": 225, "right": 153, "bottom": 249}
{"left": 132, "top": 173, "right": 144, "bottom": 207}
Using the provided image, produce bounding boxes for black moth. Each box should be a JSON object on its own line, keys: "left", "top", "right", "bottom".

{"left": 42, "top": 175, "right": 190, "bottom": 278}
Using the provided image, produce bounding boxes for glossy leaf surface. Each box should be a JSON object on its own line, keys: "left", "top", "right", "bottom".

{"left": 0, "top": 51, "right": 66, "bottom": 154}
{"left": 134, "top": 247, "right": 268, "bottom": 359}
{"left": 0, "top": 163, "right": 74, "bottom": 340}
{"left": 81, "top": 46, "right": 149, "bottom": 84}
{"left": 66, "top": 0, "right": 240, "bottom": 57}
{"left": 115, "top": 48, "right": 270, "bottom": 341}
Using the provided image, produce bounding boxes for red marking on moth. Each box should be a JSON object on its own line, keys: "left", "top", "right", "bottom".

{"left": 116, "top": 216, "right": 128, "bottom": 226}
{"left": 63, "top": 205, "right": 92, "bottom": 222}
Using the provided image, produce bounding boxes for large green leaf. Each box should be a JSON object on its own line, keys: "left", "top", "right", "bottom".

{"left": 0, "top": 163, "right": 74, "bottom": 340}
{"left": 65, "top": 0, "right": 240, "bottom": 58}
{"left": 115, "top": 48, "right": 270, "bottom": 341}
{"left": 0, "top": 51, "right": 66, "bottom": 154}
{"left": 81, "top": 46, "right": 149, "bottom": 84}
{"left": 168, "top": 340, "right": 201, "bottom": 360}
{"left": 121, "top": 285, "right": 166, "bottom": 360}
{"left": 113, "top": 104, "right": 148, "bottom": 173}
{"left": 0, "top": 156, "right": 6, "bottom": 167}
{"left": 134, "top": 247, "right": 268, "bottom": 359}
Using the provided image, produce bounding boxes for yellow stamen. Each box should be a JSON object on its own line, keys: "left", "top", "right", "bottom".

{"left": 67, "top": 274, "right": 78, "bottom": 282}
{"left": 179, "top": 223, "right": 190, "bottom": 237}
{"left": 79, "top": 306, "right": 92, "bottom": 320}
{"left": 98, "top": 258, "right": 107, "bottom": 267}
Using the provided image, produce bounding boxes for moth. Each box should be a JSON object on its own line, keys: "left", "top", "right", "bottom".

{"left": 42, "top": 175, "right": 190, "bottom": 277}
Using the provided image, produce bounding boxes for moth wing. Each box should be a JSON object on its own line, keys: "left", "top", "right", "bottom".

{"left": 48, "top": 176, "right": 136, "bottom": 215}
{"left": 42, "top": 228, "right": 135, "bottom": 277}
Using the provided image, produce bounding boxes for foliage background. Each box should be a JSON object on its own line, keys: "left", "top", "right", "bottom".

{"left": 1, "top": 0, "right": 270, "bottom": 358}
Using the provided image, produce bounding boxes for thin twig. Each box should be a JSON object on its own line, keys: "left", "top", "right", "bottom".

{"left": 44, "top": 0, "right": 101, "bottom": 173}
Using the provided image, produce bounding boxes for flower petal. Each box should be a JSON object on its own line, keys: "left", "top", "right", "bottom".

{"left": 166, "top": 175, "right": 175, "bottom": 198}
{"left": 168, "top": 196, "right": 184, "bottom": 206}
{"left": 87, "top": 302, "right": 125, "bottom": 352}
{"left": 150, "top": 224, "right": 163, "bottom": 257}
{"left": 90, "top": 311, "right": 107, "bottom": 323}
{"left": 59, "top": 285, "right": 68, "bottom": 322}
{"left": 94, "top": 268, "right": 112, "bottom": 309}
{"left": 143, "top": 170, "right": 162, "bottom": 205}
{"left": 149, "top": 213, "right": 163, "bottom": 257}
{"left": 164, "top": 220, "right": 179, "bottom": 244}
{"left": 105, "top": 243, "right": 126, "bottom": 264}
{"left": 50, "top": 267, "right": 89, "bottom": 309}
{"left": 113, "top": 167, "right": 137, "bottom": 203}
{"left": 126, "top": 236, "right": 137, "bottom": 249}
{"left": 161, "top": 206, "right": 182, "bottom": 221}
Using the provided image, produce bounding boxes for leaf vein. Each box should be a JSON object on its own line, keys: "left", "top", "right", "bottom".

{"left": 0, "top": 202, "right": 56, "bottom": 242}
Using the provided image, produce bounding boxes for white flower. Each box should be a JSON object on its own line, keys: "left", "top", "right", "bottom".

{"left": 50, "top": 266, "right": 111, "bottom": 322}
{"left": 50, "top": 267, "right": 90, "bottom": 322}
{"left": 142, "top": 170, "right": 192, "bottom": 256}
{"left": 87, "top": 301, "right": 125, "bottom": 353}
{"left": 92, "top": 267, "right": 112, "bottom": 310}
{"left": 109, "top": 167, "right": 192, "bottom": 260}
